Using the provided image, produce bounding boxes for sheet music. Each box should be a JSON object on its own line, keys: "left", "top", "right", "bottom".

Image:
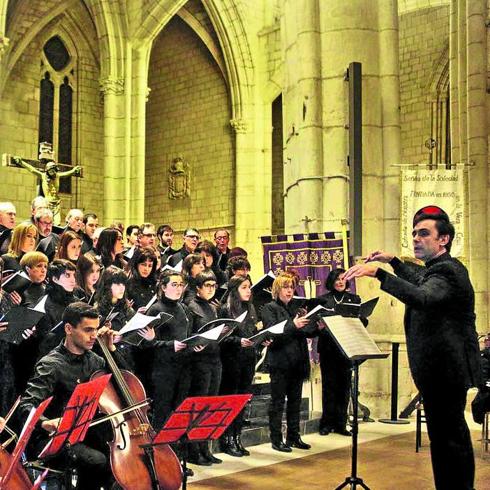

{"left": 322, "top": 315, "right": 388, "bottom": 360}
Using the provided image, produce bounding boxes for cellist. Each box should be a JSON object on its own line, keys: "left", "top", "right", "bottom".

{"left": 19, "top": 302, "right": 129, "bottom": 489}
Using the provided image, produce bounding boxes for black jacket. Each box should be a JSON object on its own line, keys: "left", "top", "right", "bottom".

{"left": 187, "top": 296, "right": 219, "bottom": 362}
{"left": 218, "top": 303, "right": 257, "bottom": 362}
{"left": 36, "top": 283, "right": 77, "bottom": 358}
{"left": 0, "top": 225, "right": 12, "bottom": 254}
{"left": 261, "top": 299, "right": 313, "bottom": 380}
{"left": 167, "top": 247, "right": 191, "bottom": 267}
{"left": 19, "top": 342, "right": 128, "bottom": 450}
{"left": 146, "top": 297, "right": 192, "bottom": 365}
{"left": 377, "top": 253, "right": 481, "bottom": 391}
{"left": 127, "top": 276, "right": 156, "bottom": 311}
{"left": 37, "top": 233, "right": 60, "bottom": 262}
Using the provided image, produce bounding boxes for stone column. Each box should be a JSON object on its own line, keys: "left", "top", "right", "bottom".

{"left": 0, "top": 35, "right": 8, "bottom": 62}
{"left": 282, "top": 0, "right": 324, "bottom": 234}
{"left": 99, "top": 77, "right": 126, "bottom": 223}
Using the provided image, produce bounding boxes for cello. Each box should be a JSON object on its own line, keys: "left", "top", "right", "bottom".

{"left": 92, "top": 335, "right": 182, "bottom": 490}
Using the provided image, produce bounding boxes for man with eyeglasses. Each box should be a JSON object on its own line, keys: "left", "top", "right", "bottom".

{"left": 214, "top": 229, "right": 231, "bottom": 271}
{"left": 138, "top": 222, "right": 157, "bottom": 249}
{"left": 167, "top": 227, "right": 200, "bottom": 268}
{"left": 35, "top": 207, "right": 61, "bottom": 262}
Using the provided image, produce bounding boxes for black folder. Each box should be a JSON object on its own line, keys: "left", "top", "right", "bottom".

{"left": 0, "top": 306, "right": 45, "bottom": 344}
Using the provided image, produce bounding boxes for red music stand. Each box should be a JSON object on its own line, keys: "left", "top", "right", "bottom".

{"left": 39, "top": 374, "right": 112, "bottom": 459}
{"left": 150, "top": 394, "right": 252, "bottom": 490}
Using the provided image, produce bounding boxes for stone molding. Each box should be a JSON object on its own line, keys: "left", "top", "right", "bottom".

{"left": 230, "top": 118, "right": 248, "bottom": 133}
{"left": 0, "top": 36, "right": 9, "bottom": 59}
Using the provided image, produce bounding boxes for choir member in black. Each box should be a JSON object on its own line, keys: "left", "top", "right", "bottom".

{"left": 1, "top": 222, "right": 37, "bottom": 272}
{"left": 95, "top": 265, "right": 135, "bottom": 333}
{"left": 157, "top": 224, "right": 177, "bottom": 264}
{"left": 167, "top": 228, "right": 200, "bottom": 267}
{"left": 81, "top": 212, "right": 98, "bottom": 254}
{"left": 37, "top": 259, "right": 78, "bottom": 358}
{"left": 196, "top": 240, "right": 227, "bottom": 286}
{"left": 64, "top": 208, "right": 84, "bottom": 235}
{"left": 55, "top": 230, "right": 82, "bottom": 264}
{"left": 19, "top": 302, "right": 127, "bottom": 489}
{"left": 36, "top": 208, "right": 60, "bottom": 261}
{"left": 19, "top": 251, "right": 48, "bottom": 306}
{"left": 127, "top": 247, "right": 158, "bottom": 311}
{"left": 95, "top": 227, "right": 126, "bottom": 269}
{"left": 261, "top": 273, "right": 311, "bottom": 452}
{"left": 218, "top": 275, "right": 257, "bottom": 457}
{"left": 181, "top": 253, "right": 205, "bottom": 305}
{"left": 225, "top": 255, "right": 251, "bottom": 280}
{"left": 0, "top": 312, "right": 16, "bottom": 418}
{"left": 75, "top": 254, "right": 102, "bottom": 305}
{"left": 0, "top": 202, "right": 16, "bottom": 254}
{"left": 124, "top": 224, "right": 139, "bottom": 259}
{"left": 214, "top": 229, "right": 230, "bottom": 271}
{"left": 187, "top": 271, "right": 222, "bottom": 465}
{"left": 316, "top": 268, "right": 364, "bottom": 436}
{"left": 145, "top": 271, "right": 193, "bottom": 430}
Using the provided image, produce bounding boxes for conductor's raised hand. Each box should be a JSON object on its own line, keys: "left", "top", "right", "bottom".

{"left": 364, "top": 250, "right": 394, "bottom": 264}
{"left": 343, "top": 264, "right": 378, "bottom": 282}
{"left": 293, "top": 314, "right": 309, "bottom": 329}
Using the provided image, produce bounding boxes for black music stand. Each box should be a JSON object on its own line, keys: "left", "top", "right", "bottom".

{"left": 322, "top": 315, "right": 389, "bottom": 490}
{"left": 147, "top": 394, "right": 252, "bottom": 490}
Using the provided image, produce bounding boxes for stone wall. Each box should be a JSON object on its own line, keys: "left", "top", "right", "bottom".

{"left": 145, "top": 16, "right": 234, "bottom": 237}
{"left": 0, "top": 3, "right": 103, "bottom": 223}
{"left": 399, "top": 5, "right": 449, "bottom": 166}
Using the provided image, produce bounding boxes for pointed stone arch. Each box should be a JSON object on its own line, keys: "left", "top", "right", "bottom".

{"left": 427, "top": 44, "right": 450, "bottom": 166}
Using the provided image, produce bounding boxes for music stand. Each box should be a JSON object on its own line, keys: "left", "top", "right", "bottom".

{"left": 322, "top": 315, "right": 389, "bottom": 490}
{"left": 148, "top": 394, "right": 252, "bottom": 490}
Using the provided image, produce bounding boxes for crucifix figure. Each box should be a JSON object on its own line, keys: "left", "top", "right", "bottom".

{"left": 2, "top": 142, "right": 82, "bottom": 225}
{"left": 301, "top": 215, "right": 315, "bottom": 233}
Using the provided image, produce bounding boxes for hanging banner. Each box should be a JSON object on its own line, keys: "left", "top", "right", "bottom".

{"left": 261, "top": 232, "right": 347, "bottom": 299}
{"left": 400, "top": 167, "right": 465, "bottom": 257}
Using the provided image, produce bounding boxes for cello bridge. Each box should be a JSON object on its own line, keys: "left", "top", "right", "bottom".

{"left": 130, "top": 423, "right": 151, "bottom": 436}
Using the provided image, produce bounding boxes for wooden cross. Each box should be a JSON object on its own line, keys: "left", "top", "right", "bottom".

{"left": 301, "top": 215, "right": 315, "bottom": 233}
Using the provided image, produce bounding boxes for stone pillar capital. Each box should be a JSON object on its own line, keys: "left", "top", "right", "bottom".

{"left": 230, "top": 118, "right": 249, "bottom": 134}
{"left": 99, "top": 77, "right": 125, "bottom": 96}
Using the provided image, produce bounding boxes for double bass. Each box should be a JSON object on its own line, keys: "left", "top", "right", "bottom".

{"left": 92, "top": 336, "right": 182, "bottom": 490}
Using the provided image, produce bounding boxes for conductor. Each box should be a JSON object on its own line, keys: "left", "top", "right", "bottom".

{"left": 344, "top": 207, "right": 481, "bottom": 490}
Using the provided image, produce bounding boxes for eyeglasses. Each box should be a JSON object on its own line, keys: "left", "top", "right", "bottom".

{"left": 169, "top": 282, "right": 185, "bottom": 288}
{"left": 185, "top": 235, "right": 200, "bottom": 240}
{"left": 202, "top": 283, "right": 217, "bottom": 289}
{"left": 142, "top": 233, "right": 156, "bottom": 238}
{"left": 215, "top": 236, "right": 228, "bottom": 241}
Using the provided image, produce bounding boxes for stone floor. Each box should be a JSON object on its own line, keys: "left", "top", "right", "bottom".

{"left": 188, "top": 418, "right": 490, "bottom": 489}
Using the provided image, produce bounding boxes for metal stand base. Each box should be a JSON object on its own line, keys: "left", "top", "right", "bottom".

{"left": 378, "top": 418, "right": 410, "bottom": 425}
{"left": 335, "top": 476, "right": 370, "bottom": 490}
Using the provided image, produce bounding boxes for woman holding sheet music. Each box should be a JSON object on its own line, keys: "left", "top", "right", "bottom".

{"left": 126, "top": 247, "right": 158, "bottom": 310}
{"left": 261, "top": 273, "right": 312, "bottom": 453}
{"left": 187, "top": 270, "right": 223, "bottom": 466}
{"left": 218, "top": 275, "right": 257, "bottom": 457}
{"left": 316, "top": 268, "right": 366, "bottom": 437}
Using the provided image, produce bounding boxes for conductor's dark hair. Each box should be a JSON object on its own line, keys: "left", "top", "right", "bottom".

{"left": 63, "top": 301, "right": 99, "bottom": 328}
{"left": 48, "top": 259, "right": 76, "bottom": 281}
{"left": 325, "top": 268, "right": 346, "bottom": 292}
{"left": 413, "top": 213, "right": 455, "bottom": 253}
{"left": 195, "top": 270, "right": 217, "bottom": 288}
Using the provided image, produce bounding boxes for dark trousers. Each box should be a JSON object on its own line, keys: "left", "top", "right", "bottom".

{"left": 220, "top": 355, "right": 255, "bottom": 433}
{"left": 71, "top": 442, "right": 112, "bottom": 489}
{"left": 268, "top": 367, "right": 304, "bottom": 442}
{"left": 319, "top": 357, "right": 351, "bottom": 431}
{"left": 422, "top": 384, "right": 474, "bottom": 490}
{"left": 189, "top": 359, "right": 222, "bottom": 458}
{"left": 152, "top": 361, "right": 191, "bottom": 431}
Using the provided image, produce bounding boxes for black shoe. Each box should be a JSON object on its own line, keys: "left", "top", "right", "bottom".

{"left": 333, "top": 428, "right": 352, "bottom": 436}
{"left": 271, "top": 441, "right": 292, "bottom": 453}
{"left": 204, "top": 453, "right": 222, "bottom": 464}
{"left": 286, "top": 437, "right": 311, "bottom": 450}
{"left": 242, "top": 419, "right": 251, "bottom": 427}
{"left": 184, "top": 467, "right": 194, "bottom": 477}
{"left": 319, "top": 427, "right": 331, "bottom": 436}
{"left": 234, "top": 435, "right": 250, "bottom": 456}
{"left": 363, "top": 417, "right": 375, "bottom": 423}
{"left": 220, "top": 435, "right": 242, "bottom": 457}
{"left": 187, "top": 455, "right": 212, "bottom": 466}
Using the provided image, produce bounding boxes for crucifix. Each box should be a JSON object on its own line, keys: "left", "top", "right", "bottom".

{"left": 301, "top": 215, "right": 315, "bottom": 233}
{"left": 2, "top": 142, "right": 82, "bottom": 225}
